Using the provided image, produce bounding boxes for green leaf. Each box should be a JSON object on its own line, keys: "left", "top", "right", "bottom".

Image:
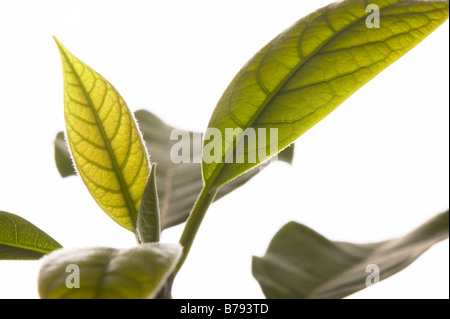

{"left": 202, "top": 0, "right": 449, "bottom": 189}
{"left": 54, "top": 110, "right": 294, "bottom": 229}
{"left": 54, "top": 131, "right": 75, "bottom": 177}
{"left": 38, "top": 243, "right": 182, "bottom": 299}
{"left": 54, "top": 38, "right": 150, "bottom": 232}
{"left": 252, "top": 210, "right": 449, "bottom": 299}
{"left": 136, "top": 164, "right": 161, "bottom": 243}
{"left": 0, "top": 211, "right": 62, "bottom": 260}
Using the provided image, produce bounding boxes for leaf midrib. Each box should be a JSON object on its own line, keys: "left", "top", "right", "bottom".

{"left": 57, "top": 42, "right": 138, "bottom": 227}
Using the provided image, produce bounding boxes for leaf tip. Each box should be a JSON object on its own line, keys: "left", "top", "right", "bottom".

{"left": 52, "top": 36, "right": 69, "bottom": 58}
{"left": 52, "top": 35, "right": 62, "bottom": 48}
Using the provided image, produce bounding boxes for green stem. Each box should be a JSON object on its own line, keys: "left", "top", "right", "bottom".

{"left": 173, "top": 184, "right": 219, "bottom": 276}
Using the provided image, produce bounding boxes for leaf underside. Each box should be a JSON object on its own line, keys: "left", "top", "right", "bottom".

{"left": 252, "top": 210, "right": 449, "bottom": 299}
{"left": 203, "top": 0, "right": 449, "bottom": 189}
{"left": 54, "top": 38, "right": 150, "bottom": 231}
{"left": 0, "top": 211, "right": 62, "bottom": 260}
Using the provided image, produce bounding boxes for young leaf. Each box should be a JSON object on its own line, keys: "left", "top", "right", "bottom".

{"left": 38, "top": 243, "right": 182, "bottom": 299}
{"left": 54, "top": 38, "right": 150, "bottom": 232}
{"left": 0, "top": 211, "right": 62, "bottom": 260}
{"left": 54, "top": 132, "right": 75, "bottom": 177}
{"left": 53, "top": 110, "right": 294, "bottom": 229}
{"left": 252, "top": 210, "right": 449, "bottom": 299}
{"left": 202, "top": 0, "right": 449, "bottom": 189}
{"left": 136, "top": 164, "right": 161, "bottom": 243}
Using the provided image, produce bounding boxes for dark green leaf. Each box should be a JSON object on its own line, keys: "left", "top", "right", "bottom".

{"left": 252, "top": 210, "right": 449, "bottom": 299}
{"left": 0, "top": 211, "right": 62, "bottom": 260}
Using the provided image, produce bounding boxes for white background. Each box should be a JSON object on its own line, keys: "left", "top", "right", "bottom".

{"left": 0, "top": 0, "right": 448, "bottom": 299}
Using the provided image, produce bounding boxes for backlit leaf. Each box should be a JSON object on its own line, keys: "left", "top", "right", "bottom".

{"left": 54, "top": 38, "right": 150, "bottom": 231}
{"left": 38, "top": 243, "right": 182, "bottom": 299}
{"left": 0, "top": 211, "right": 62, "bottom": 260}
{"left": 136, "top": 164, "right": 161, "bottom": 243}
{"left": 202, "top": 0, "right": 449, "bottom": 188}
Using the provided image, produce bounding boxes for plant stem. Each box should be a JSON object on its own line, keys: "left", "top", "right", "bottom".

{"left": 154, "top": 276, "right": 174, "bottom": 299}
{"left": 173, "top": 184, "right": 219, "bottom": 276}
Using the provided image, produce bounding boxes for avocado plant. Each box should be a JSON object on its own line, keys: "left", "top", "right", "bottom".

{"left": 0, "top": 0, "right": 448, "bottom": 299}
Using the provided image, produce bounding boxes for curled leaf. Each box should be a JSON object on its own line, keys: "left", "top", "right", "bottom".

{"left": 38, "top": 243, "right": 182, "bottom": 299}
{"left": 253, "top": 210, "right": 449, "bottom": 299}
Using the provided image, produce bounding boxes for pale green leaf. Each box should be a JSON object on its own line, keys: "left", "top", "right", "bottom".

{"left": 53, "top": 110, "right": 294, "bottom": 229}
{"left": 252, "top": 210, "right": 449, "bottom": 299}
{"left": 202, "top": 0, "right": 449, "bottom": 188}
{"left": 38, "top": 243, "right": 182, "bottom": 299}
{"left": 0, "top": 211, "right": 62, "bottom": 260}
{"left": 54, "top": 38, "right": 150, "bottom": 231}
{"left": 136, "top": 164, "right": 161, "bottom": 243}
